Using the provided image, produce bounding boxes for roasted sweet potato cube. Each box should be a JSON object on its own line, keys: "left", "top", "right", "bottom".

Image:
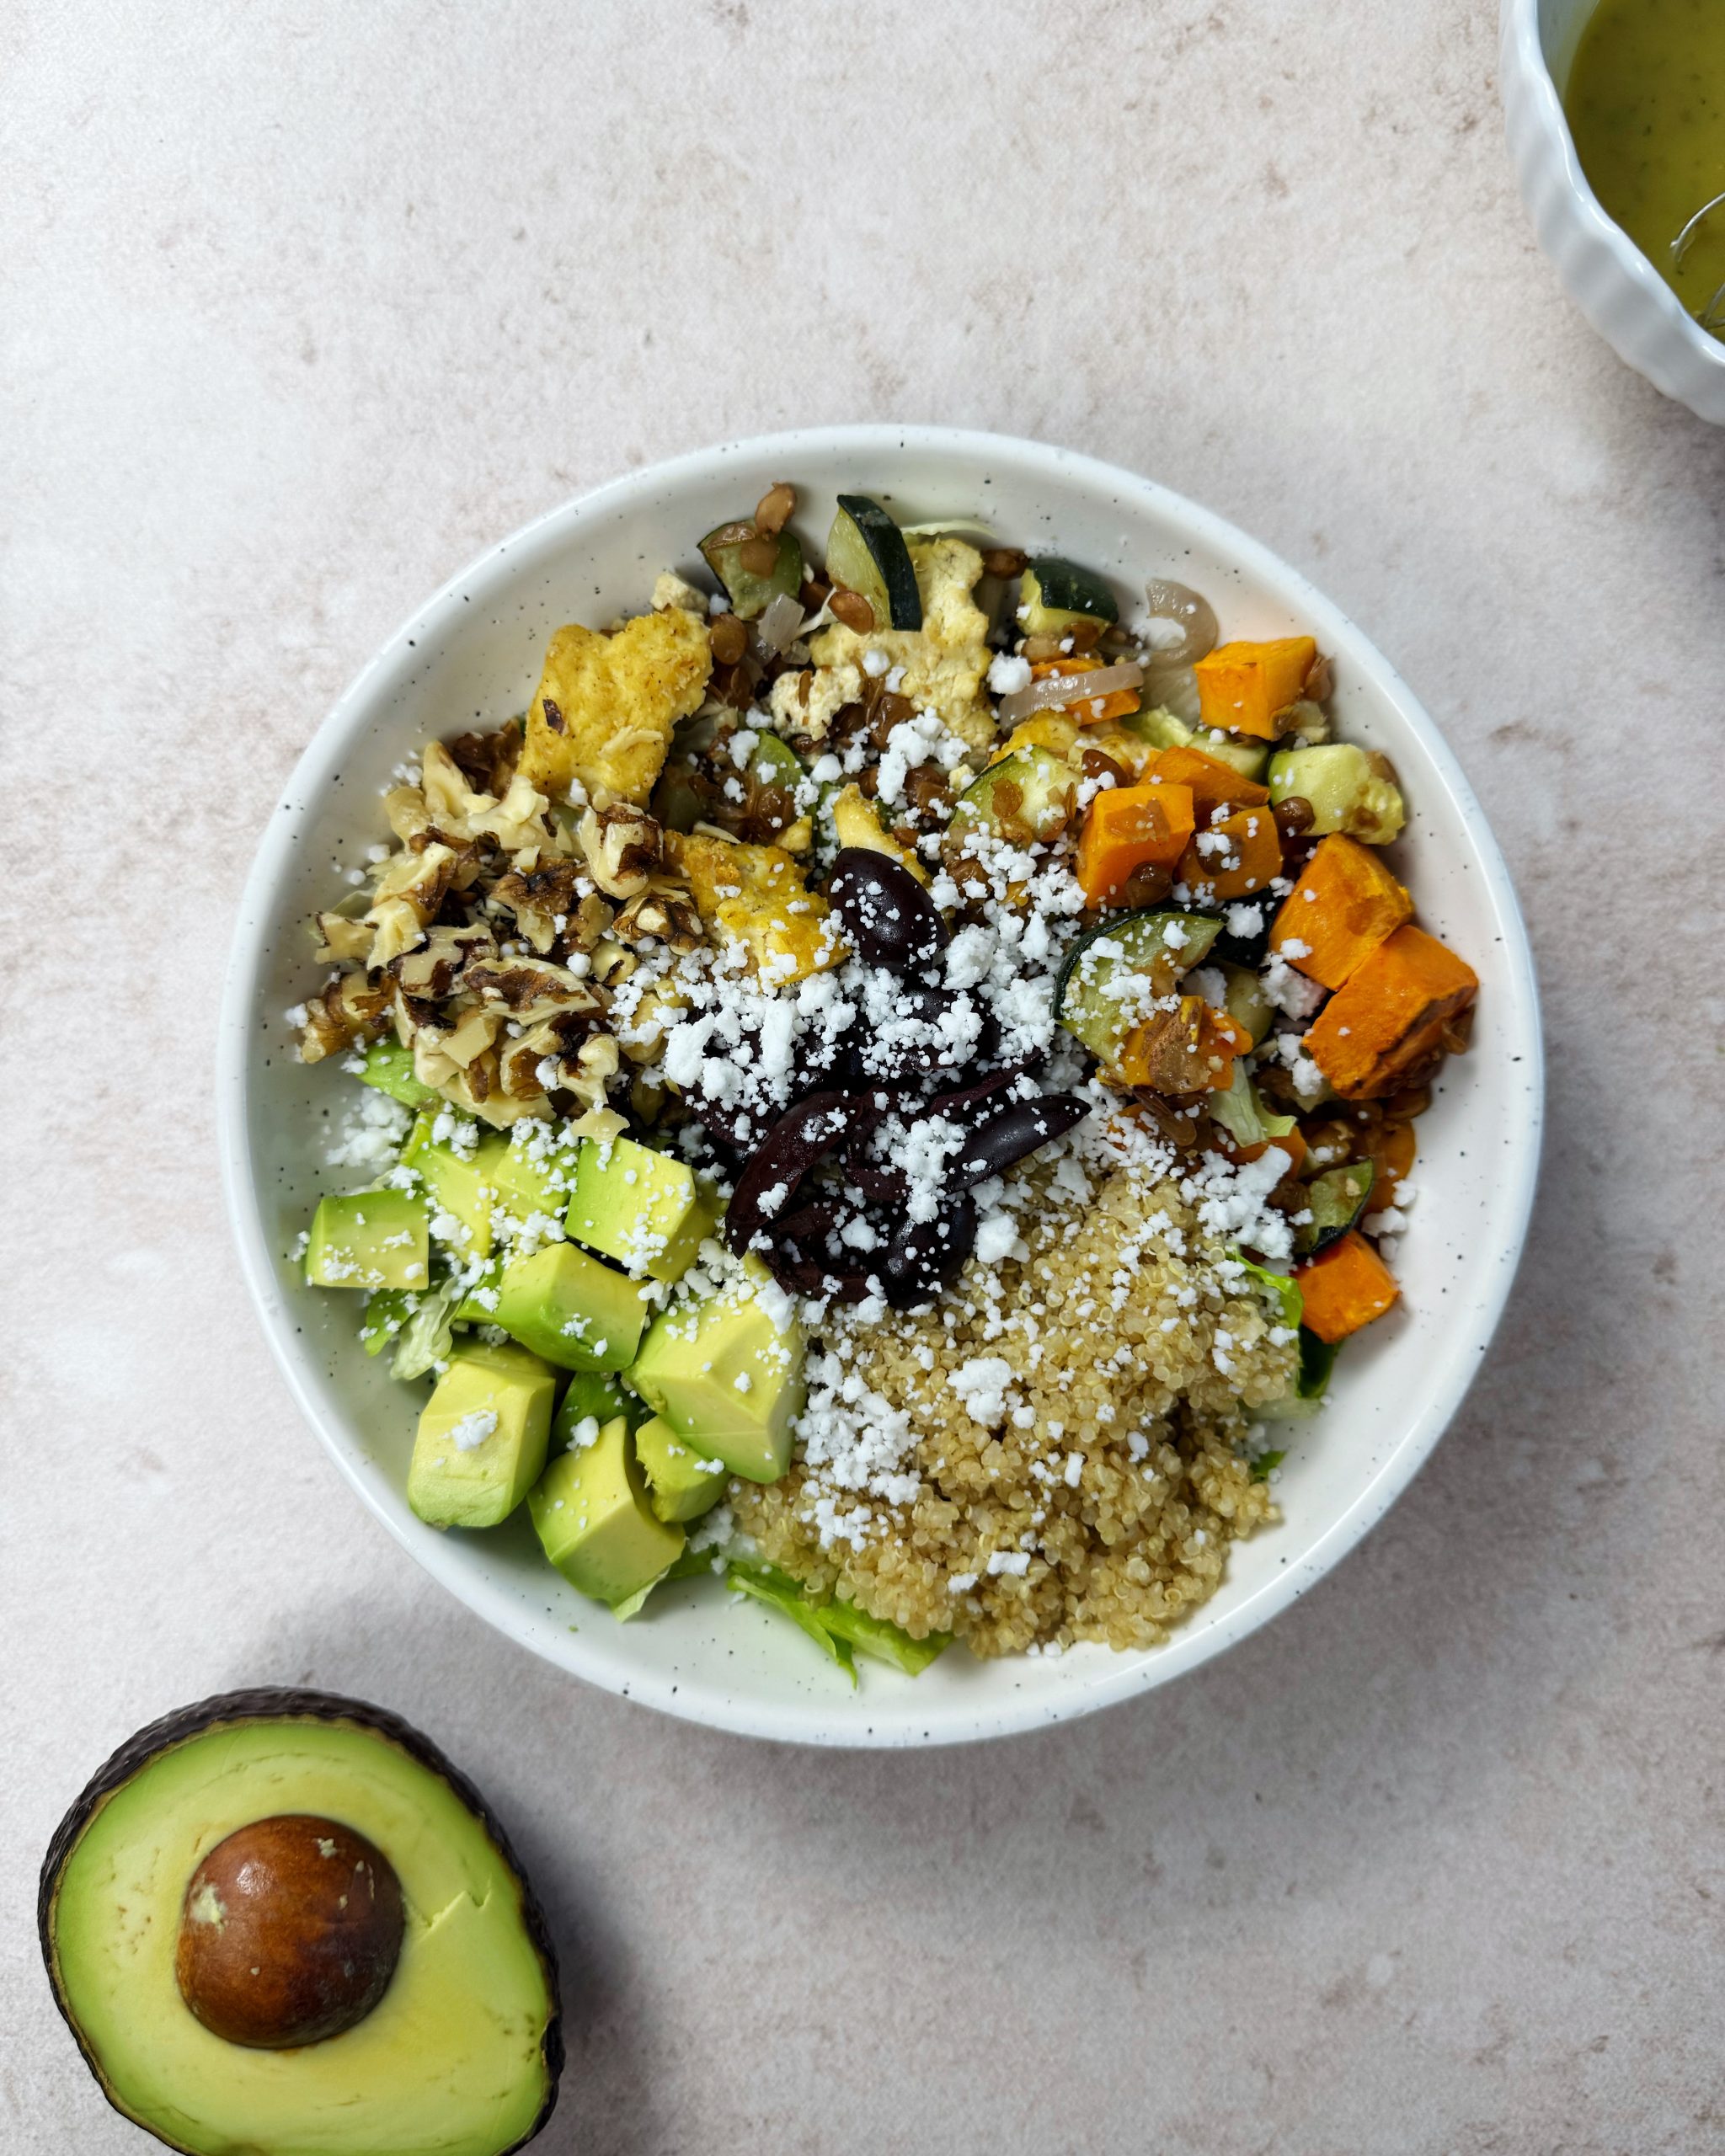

{"left": 1147, "top": 744, "right": 1270, "bottom": 814}
{"left": 1076, "top": 782, "right": 1194, "bottom": 905}
{"left": 1295, "top": 1230, "right": 1400, "bottom": 1342}
{"left": 1178, "top": 803, "right": 1282, "bottom": 903}
{"left": 1270, "top": 835, "right": 1413, "bottom": 990}
{"left": 1192, "top": 638, "right": 1316, "bottom": 740}
{"left": 1114, "top": 997, "right": 1249, "bottom": 1093}
{"left": 1305, "top": 926, "right": 1479, "bottom": 1099}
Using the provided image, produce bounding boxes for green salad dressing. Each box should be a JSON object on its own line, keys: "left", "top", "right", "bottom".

{"left": 1565, "top": 0, "right": 1725, "bottom": 338}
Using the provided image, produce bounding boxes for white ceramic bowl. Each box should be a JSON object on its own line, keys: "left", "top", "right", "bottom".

{"left": 218, "top": 426, "right": 1542, "bottom": 1748}
{"left": 1501, "top": 0, "right": 1725, "bottom": 424}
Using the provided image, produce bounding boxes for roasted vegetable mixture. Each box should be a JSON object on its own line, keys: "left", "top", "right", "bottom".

{"left": 292, "top": 485, "right": 1477, "bottom": 1675}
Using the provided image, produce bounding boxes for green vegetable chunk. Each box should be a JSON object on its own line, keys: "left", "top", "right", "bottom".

{"left": 408, "top": 1341, "right": 557, "bottom": 1529}
{"left": 825, "top": 496, "right": 921, "bottom": 630}
{"left": 1020, "top": 557, "right": 1118, "bottom": 636}
{"left": 306, "top": 1190, "right": 429, "bottom": 1292}
{"left": 491, "top": 1243, "right": 649, "bottom": 1372}
{"left": 1268, "top": 744, "right": 1405, "bottom": 845}
{"left": 530, "top": 1416, "right": 684, "bottom": 1609}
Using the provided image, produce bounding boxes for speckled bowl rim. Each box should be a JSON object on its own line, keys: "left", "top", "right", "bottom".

{"left": 1500, "top": 0, "right": 1725, "bottom": 422}
{"left": 217, "top": 425, "right": 1543, "bottom": 1748}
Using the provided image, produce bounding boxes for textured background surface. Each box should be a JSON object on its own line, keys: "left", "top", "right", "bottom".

{"left": 6, "top": 3, "right": 1723, "bottom": 2151}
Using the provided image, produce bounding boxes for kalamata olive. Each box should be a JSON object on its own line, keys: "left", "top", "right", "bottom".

{"left": 827, "top": 849, "right": 948, "bottom": 974}
{"left": 725, "top": 1091, "right": 882, "bottom": 1253}
{"left": 880, "top": 1193, "right": 977, "bottom": 1308}
{"left": 953, "top": 1093, "right": 1088, "bottom": 1186}
{"left": 925, "top": 1059, "right": 1040, "bottom": 1123}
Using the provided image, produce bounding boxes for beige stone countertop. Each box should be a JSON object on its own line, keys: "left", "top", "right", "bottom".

{"left": 6, "top": 3, "right": 1722, "bottom": 2150}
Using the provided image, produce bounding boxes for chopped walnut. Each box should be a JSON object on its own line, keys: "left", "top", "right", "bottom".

{"left": 578, "top": 802, "right": 661, "bottom": 900}
{"left": 609, "top": 885, "right": 702, "bottom": 953}
{"left": 299, "top": 973, "right": 391, "bottom": 1064}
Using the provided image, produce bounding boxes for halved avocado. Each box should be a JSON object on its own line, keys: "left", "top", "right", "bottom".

{"left": 40, "top": 1689, "right": 562, "bottom": 2156}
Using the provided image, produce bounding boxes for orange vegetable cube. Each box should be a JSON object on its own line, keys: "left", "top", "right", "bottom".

{"left": 1114, "top": 997, "right": 1248, "bottom": 1093}
{"left": 1295, "top": 1230, "right": 1400, "bottom": 1342}
{"left": 1270, "top": 835, "right": 1413, "bottom": 990}
{"left": 1146, "top": 744, "right": 1270, "bottom": 814}
{"left": 1178, "top": 803, "right": 1282, "bottom": 903}
{"left": 1028, "top": 656, "right": 1139, "bottom": 727}
{"left": 1305, "top": 926, "right": 1480, "bottom": 1100}
{"left": 1076, "top": 782, "right": 1194, "bottom": 906}
{"left": 1192, "top": 638, "right": 1317, "bottom": 740}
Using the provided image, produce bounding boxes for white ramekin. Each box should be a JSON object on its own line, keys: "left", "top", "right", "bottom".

{"left": 1501, "top": 0, "right": 1725, "bottom": 424}
{"left": 218, "top": 426, "right": 1543, "bottom": 1748}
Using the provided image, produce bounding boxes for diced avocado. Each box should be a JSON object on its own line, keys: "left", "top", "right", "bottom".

{"left": 407, "top": 1341, "right": 557, "bottom": 1530}
{"left": 528, "top": 1416, "right": 685, "bottom": 1608}
{"left": 360, "top": 1287, "right": 412, "bottom": 1354}
{"left": 402, "top": 1113, "right": 497, "bottom": 1260}
{"left": 816, "top": 1598, "right": 950, "bottom": 1675}
{"left": 1124, "top": 707, "right": 1270, "bottom": 781}
{"left": 554, "top": 1369, "right": 646, "bottom": 1445}
{"left": 628, "top": 1266, "right": 804, "bottom": 1484}
{"left": 1268, "top": 743, "right": 1405, "bottom": 844}
{"left": 355, "top": 1037, "right": 442, "bottom": 1109}
{"left": 489, "top": 1123, "right": 583, "bottom": 1230}
{"left": 1020, "top": 556, "right": 1118, "bottom": 636}
{"left": 633, "top": 1414, "right": 729, "bottom": 1524}
{"left": 306, "top": 1190, "right": 429, "bottom": 1291}
{"left": 492, "top": 1242, "right": 649, "bottom": 1372}
{"left": 565, "top": 1136, "right": 714, "bottom": 1284}
{"left": 454, "top": 1262, "right": 503, "bottom": 1324}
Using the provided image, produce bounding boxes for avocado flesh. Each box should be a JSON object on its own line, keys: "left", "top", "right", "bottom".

{"left": 407, "top": 1342, "right": 556, "bottom": 1529}
{"left": 306, "top": 1192, "right": 429, "bottom": 1292}
{"left": 564, "top": 1135, "right": 713, "bottom": 1283}
{"left": 633, "top": 1414, "right": 728, "bottom": 1524}
{"left": 401, "top": 1117, "right": 498, "bottom": 1261}
{"left": 528, "top": 1415, "right": 684, "bottom": 1605}
{"left": 628, "top": 1272, "right": 804, "bottom": 1484}
{"left": 491, "top": 1242, "right": 648, "bottom": 1372}
{"left": 44, "top": 1707, "right": 557, "bottom": 2156}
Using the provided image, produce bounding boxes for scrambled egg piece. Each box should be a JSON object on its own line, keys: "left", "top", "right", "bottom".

{"left": 676, "top": 832, "right": 845, "bottom": 986}
{"left": 767, "top": 659, "right": 863, "bottom": 742}
{"left": 809, "top": 535, "right": 996, "bottom": 751}
{"left": 520, "top": 607, "right": 711, "bottom": 805}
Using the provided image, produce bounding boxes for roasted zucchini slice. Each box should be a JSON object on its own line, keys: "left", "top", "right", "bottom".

{"left": 1055, "top": 908, "right": 1223, "bottom": 1069}
{"left": 699, "top": 522, "right": 804, "bottom": 621}
{"left": 1021, "top": 557, "right": 1119, "bottom": 637}
{"left": 1124, "top": 705, "right": 1270, "bottom": 782}
{"left": 1294, "top": 1160, "right": 1376, "bottom": 1257}
{"left": 825, "top": 495, "right": 921, "bottom": 631}
{"left": 948, "top": 745, "right": 1074, "bottom": 845}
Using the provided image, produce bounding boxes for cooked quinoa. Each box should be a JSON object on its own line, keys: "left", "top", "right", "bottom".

{"left": 732, "top": 1129, "right": 1289, "bottom": 1654}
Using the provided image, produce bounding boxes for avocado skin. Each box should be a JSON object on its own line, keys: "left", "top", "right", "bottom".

{"left": 38, "top": 1687, "right": 563, "bottom": 2156}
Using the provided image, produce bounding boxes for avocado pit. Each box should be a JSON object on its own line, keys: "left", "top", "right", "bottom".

{"left": 174, "top": 1813, "right": 404, "bottom": 2049}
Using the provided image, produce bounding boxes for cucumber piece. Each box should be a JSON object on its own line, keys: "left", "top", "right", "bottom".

{"left": 1055, "top": 909, "right": 1223, "bottom": 1068}
{"left": 1123, "top": 707, "right": 1269, "bottom": 781}
{"left": 1294, "top": 1161, "right": 1375, "bottom": 1257}
{"left": 825, "top": 496, "right": 921, "bottom": 631}
{"left": 698, "top": 522, "right": 804, "bottom": 621}
{"left": 1021, "top": 557, "right": 1118, "bottom": 635}
{"left": 949, "top": 746, "right": 1074, "bottom": 845}
{"left": 1268, "top": 743, "right": 1405, "bottom": 844}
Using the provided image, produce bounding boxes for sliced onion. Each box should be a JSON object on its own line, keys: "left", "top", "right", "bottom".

{"left": 1143, "top": 579, "right": 1218, "bottom": 667}
{"left": 756, "top": 589, "right": 805, "bottom": 658}
{"left": 997, "top": 659, "right": 1144, "bottom": 725}
{"left": 1139, "top": 659, "right": 1202, "bottom": 727}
